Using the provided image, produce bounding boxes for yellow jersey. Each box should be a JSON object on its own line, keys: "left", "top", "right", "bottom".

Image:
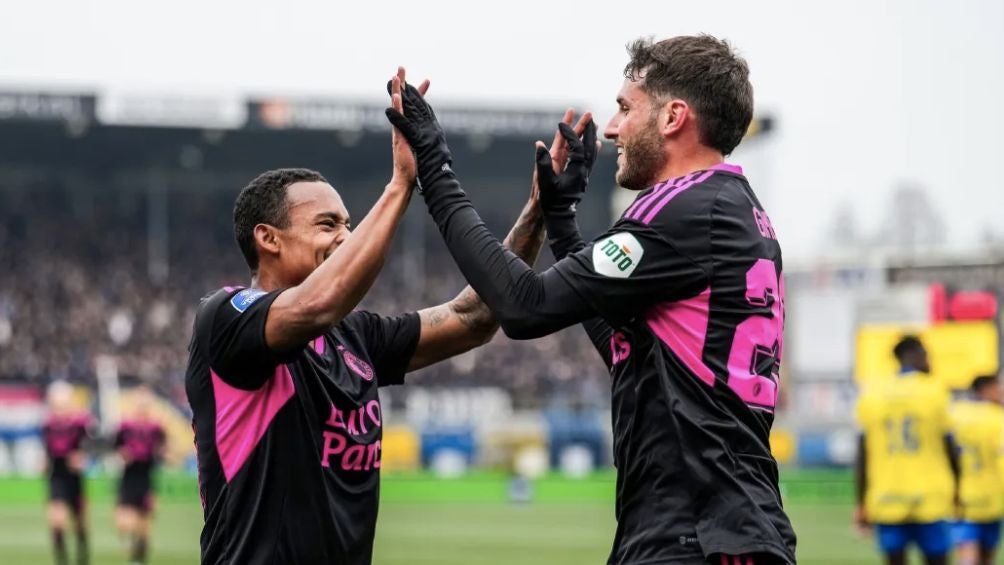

{"left": 856, "top": 373, "right": 954, "bottom": 524}
{"left": 950, "top": 399, "right": 1004, "bottom": 522}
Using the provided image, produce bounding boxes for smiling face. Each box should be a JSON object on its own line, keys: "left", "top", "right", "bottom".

{"left": 263, "top": 181, "right": 351, "bottom": 287}
{"left": 603, "top": 78, "right": 669, "bottom": 191}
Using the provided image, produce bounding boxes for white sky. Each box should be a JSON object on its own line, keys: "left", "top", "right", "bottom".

{"left": 2, "top": 0, "right": 1002, "bottom": 261}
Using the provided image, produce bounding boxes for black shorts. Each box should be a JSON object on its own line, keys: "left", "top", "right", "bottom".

{"left": 117, "top": 474, "right": 154, "bottom": 513}
{"left": 48, "top": 473, "right": 84, "bottom": 515}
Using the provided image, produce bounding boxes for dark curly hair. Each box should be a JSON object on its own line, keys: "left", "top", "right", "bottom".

{"left": 233, "top": 168, "right": 328, "bottom": 272}
{"left": 624, "top": 35, "right": 753, "bottom": 156}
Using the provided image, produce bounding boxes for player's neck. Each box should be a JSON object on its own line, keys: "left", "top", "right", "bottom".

{"left": 250, "top": 269, "right": 282, "bottom": 293}
{"left": 655, "top": 144, "right": 725, "bottom": 184}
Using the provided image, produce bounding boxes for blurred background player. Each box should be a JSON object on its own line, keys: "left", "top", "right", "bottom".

{"left": 949, "top": 374, "right": 1004, "bottom": 565}
{"left": 855, "top": 335, "right": 960, "bottom": 565}
{"left": 113, "top": 386, "right": 166, "bottom": 565}
{"left": 41, "top": 381, "right": 94, "bottom": 565}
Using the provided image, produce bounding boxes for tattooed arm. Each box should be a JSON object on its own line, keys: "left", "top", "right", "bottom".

{"left": 407, "top": 192, "right": 545, "bottom": 372}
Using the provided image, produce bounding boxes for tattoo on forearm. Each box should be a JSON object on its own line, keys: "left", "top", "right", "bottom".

{"left": 451, "top": 287, "right": 497, "bottom": 334}
{"left": 425, "top": 304, "right": 450, "bottom": 328}
{"left": 503, "top": 204, "right": 545, "bottom": 263}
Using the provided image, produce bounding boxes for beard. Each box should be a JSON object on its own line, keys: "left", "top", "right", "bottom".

{"left": 615, "top": 114, "right": 667, "bottom": 191}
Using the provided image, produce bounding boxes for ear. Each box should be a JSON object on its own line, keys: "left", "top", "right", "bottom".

{"left": 253, "top": 223, "right": 281, "bottom": 258}
{"left": 658, "top": 99, "right": 690, "bottom": 138}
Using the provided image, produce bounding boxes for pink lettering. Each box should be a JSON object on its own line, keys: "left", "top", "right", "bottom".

{"left": 610, "top": 332, "right": 631, "bottom": 365}
{"left": 366, "top": 400, "right": 381, "bottom": 427}
{"left": 341, "top": 445, "right": 366, "bottom": 471}
{"left": 346, "top": 410, "right": 360, "bottom": 436}
{"left": 753, "top": 208, "right": 777, "bottom": 240}
{"left": 726, "top": 259, "right": 784, "bottom": 411}
{"left": 321, "top": 400, "right": 386, "bottom": 471}
{"left": 366, "top": 440, "right": 381, "bottom": 470}
{"left": 321, "top": 431, "right": 347, "bottom": 468}
{"left": 326, "top": 406, "right": 346, "bottom": 430}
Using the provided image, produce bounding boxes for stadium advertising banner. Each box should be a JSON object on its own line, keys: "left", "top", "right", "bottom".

{"left": 247, "top": 98, "right": 561, "bottom": 135}
{"left": 96, "top": 93, "right": 247, "bottom": 129}
{"left": 0, "top": 91, "right": 95, "bottom": 124}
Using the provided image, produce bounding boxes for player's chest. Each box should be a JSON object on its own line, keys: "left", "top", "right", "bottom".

{"left": 292, "top": 335, "right": 385, "bottom": 476}
{"left": 299, "top": 333, "right": 377, "bottom": 395}
{"left": 293, "top": 333, "right": 382, "bottom": 436}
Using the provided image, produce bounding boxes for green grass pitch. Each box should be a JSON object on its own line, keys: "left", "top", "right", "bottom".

{"left": 0, "top": 471, "right": 974, "bottom": 564}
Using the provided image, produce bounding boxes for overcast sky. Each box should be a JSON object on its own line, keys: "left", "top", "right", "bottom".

{"left": 2, "top": 0, "right": 1002, "bottom": 262}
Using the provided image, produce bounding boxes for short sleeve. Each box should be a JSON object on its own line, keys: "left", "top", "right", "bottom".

{"left": 199, "top": 288, "right": 297, "bottom": 390}
{"left": 551, "top": 219, "right": 709, "bottom": 325}
{"left": 341, "top": 311, "right": 421, "bottom": 387}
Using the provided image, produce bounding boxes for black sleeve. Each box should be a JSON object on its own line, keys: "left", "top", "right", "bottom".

{"left": 543, "top": 207, "right": 589, "bottom": 260}
{"left": 550, "top": 219, "right": 710, "bottom": 325}
{"left": 342, "top": 311, "right": 421, "bottom": 387}
{"left": 581, "top": 318, "right": 615, "bottom": 369}
{"left": 546, "top": 211, "right": 619, "bottom": 367}
{"left": 204, "top": 288, "right": 299, "bottom": 391}
{"left": 113, "top": 428, "right": 125, "bottom": 449}
{"left": 421, "top": 174, "right": 707, "bottom": 339}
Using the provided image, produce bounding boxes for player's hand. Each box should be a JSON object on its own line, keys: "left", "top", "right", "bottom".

{"left": 385, "top": 67, "right": 451, "bottom": 191}
{"left": 387, "top": 67, "right": 430, "bottom": 191}
{"left": 853, "top": 505, "right": 871, "bottom": 536}
{"left": 545, "top": 110, "right": 597, "bottom": 175}
{"left": 535, "top": 114, "right": 598, "bottom": 219}
{"left": 529, "top": 109, "right": 574, "bottom": 204}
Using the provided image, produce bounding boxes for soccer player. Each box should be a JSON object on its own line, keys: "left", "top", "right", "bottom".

{"left": 185, "top": 69, "right": 546, "bottom": 564}
{"left": 386, "top": 35, "right": 796, "bottom": 564}
{"left": 855, "top": 336, "right": 960, "bottom": 565}
{"left": 41, "top": 381, "right": 94, "bottom": 565}
{"left": 114, "top": 386, "right": 166, "bottom": 565}
{"left": 950, "top": 375, "right": 1004, "bottom": 565}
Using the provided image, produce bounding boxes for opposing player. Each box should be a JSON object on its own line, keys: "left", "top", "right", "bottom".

{"left": 950, "top": 375, "right": 1004, "bottom": 565}
{"left": 387, "top": 35, "right": 796, "bottom": 563}
{"left": 114, "top": 386, "right": 166, "bottom": 565}
{"left": 41, "top": 381, "right": 94, "bottom": 565}
{"left": 855, "top": 336, "right": 960, "bottom": 565}
{"left": 185, "top": 69, "right": 546, "bottom": 564}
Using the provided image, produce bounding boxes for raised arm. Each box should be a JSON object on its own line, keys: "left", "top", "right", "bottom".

{"left": 385, "top": 80, "right": 598, "bottom": 339}
{"left": 264, "top": 70, "right": 423, "bottom": 352}
{"left": 536, "top": 111, "right": 598, "bottom": 260}
{"left": 407, "top": 191, "right": 545, "bottom": 371}
{"left": 536, "top": 112, "right": 619, "bottom": 367}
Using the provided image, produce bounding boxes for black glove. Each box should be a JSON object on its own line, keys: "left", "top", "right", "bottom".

{"left": 385, "top": 80, "right": 453, "bottom": 190}
{"left": 535, "top": 120, "right": 598, "bottom": 259}
{"left": 535, "top": 120, "right": 598, "bottom": 220}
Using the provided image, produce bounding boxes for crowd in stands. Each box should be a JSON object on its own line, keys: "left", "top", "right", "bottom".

{"left": 0, "top": 183, "right": 610, "bottom": 410}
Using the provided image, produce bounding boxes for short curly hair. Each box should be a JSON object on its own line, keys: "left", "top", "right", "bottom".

{"left": 233, "top": 168, "right": 328, "bottom": 272}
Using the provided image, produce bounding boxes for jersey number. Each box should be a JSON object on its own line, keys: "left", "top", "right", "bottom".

{"left": 726, "top": 259, "right": 784, "bottom": 410}
{"left": 884, "top": 415, "right": 920, "bottom": 454}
